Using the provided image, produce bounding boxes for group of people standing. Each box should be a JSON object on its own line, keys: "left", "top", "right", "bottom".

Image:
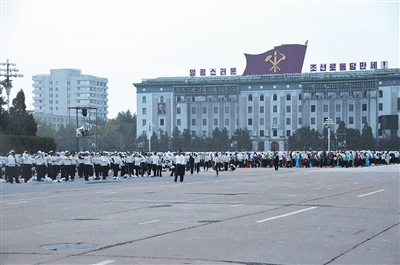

{"left": 1, "top": 149, "right": 399, "bottom": 184}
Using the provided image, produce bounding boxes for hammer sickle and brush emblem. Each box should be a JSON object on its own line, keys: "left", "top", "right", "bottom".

{"left": 265, "top": 51, "right": 286, "bottom": 73}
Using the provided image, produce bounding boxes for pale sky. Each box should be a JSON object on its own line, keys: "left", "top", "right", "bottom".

{"left": 1, "top": 0, "right": 399, "bottom": 119}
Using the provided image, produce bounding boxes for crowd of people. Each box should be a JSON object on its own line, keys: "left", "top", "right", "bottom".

{"left": 1, "top": 149, "right": 399, "bottom": 184}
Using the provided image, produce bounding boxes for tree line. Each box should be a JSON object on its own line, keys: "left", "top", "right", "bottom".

{"left": 1, "top": 89, "right": 399, "bottom": 153}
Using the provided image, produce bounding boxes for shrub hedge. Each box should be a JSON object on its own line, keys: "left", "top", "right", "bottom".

{"left": 0, "top": 134, "right": 56, "bottom": 154}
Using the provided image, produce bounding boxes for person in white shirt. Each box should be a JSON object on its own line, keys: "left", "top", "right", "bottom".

{"left": 35, "top": 151, "right": 46, "bottom": 182}
{"left": 83, "top": 152, "right": 92, "bottom": 181}
{"left": 99, "top": 152, "right": 110, "bottom": 180}
{"left": 151, "top": 152, "right": 159, "bottom": 177}
{"left": 22, "top": 150, "right": 33, "bottom": 182}
{"left": 133, "top": 153, "right": 141, "bottom": 177}
{"left": 125, "top": 152, "right": 134, "bottom": 178}
{"left": 175, "top": 149, "right": 187, "bottom": 182}
{"left": 214, "top": 152, "right": 222, "bottom": 176}
{"left": 6, "top": 150, "right": 21, "bottom": 183}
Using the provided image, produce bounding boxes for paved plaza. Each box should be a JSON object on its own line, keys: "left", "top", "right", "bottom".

{"left": 1, "top": 164, "right": 399, "bottom": 265}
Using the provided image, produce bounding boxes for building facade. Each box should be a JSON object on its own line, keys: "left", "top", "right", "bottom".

{"left": 134, "top": 69, "right": 400, "bottom": 151}
{"left": 32, "top": 69, "right": 108, "bottom": 129}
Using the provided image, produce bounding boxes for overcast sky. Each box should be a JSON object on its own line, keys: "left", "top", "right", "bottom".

{"left": 1, "top": 0, "right": 399, "bottom": 119}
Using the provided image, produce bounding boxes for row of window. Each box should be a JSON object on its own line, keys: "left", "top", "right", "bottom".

{"left": 142, "top": 103, "right": 378, "bottom": 116}
{"left": 141, "top": 90, "right": 386, "bottom": 105}
{"left": 143, "top": 115, "right": 367, "bottom": 129}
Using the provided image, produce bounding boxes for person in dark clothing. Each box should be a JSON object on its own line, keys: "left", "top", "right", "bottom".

{"left": 274, "top": 152, "right": 280, "bottom": 171}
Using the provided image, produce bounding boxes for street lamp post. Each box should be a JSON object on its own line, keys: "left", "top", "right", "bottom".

{"left": 324, "top": 118, "right": 334, "bottom": 153}
{"left": 146, "top": 121, "right": 154, "bottom": 152}
{"left": 0, "top": 59, "right": 24, "bottom": 110}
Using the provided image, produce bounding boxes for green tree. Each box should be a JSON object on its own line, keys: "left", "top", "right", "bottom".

{"left": 234, "top": 128, "right": 252, "bottom": 151}
{"left": 379, "top": 130, "right": 400, "bottom": 150}
{"left": 158, "top": 129, "right": 170, "bottom": 151}
{"left": 336, "top": 121, "right": 347, "bottom": 150}
{"left": 7, "top": 89, "right": 37, "bottom": 136}
{"left": 182, "top": 129, "right": 191, "bottom": 150}
{"left": 212, "top": 127, "right": 224, "bottom": 151}
{"left": 96, "top": 110, "right": 136, "bottom": 151}
{"left": 56, "top": 123, "right": 78, "bottom": 152}
{"left": 150, "top": 131, "right": 159, "bottom": 152}
{"left": 346, "top": 128, "right": 361, "bottom": 150}
{"left": 0, "top": 92, "right": 9, "bottom": 132}
{"left": 288, "top": 126, "right": 323, "bottom": 151}
{"left": 171, "top": 126, "right": 182, "bottom": 150}
{"left": 36, "top": 119, "right": 57, "bottom": 138}
{"left": 359, "top": 122, "right": 376, "bottom": 150}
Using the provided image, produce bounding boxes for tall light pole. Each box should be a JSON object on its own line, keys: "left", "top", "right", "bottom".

{"left": 146, "top": 121, "right": 154, "bottom": 152}
{"left": 0, "top": 59, "right": 24, "bottom": 110}
{"left": 324, "top": 118, "right": 334, "bottom": 153}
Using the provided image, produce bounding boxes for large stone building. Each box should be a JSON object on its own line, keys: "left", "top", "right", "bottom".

{"left": 32, "top": 69, "right": 108, "bottom": 129}
{"left": 134, "top": 69, "right": 400, "bottom": 151}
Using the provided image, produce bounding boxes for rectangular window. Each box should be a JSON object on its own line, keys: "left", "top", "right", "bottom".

{"left": 323, "top": 105, "right": 328, "bottom": 112}
{"left": 299, "top": 118, "right": 302, "bottom": 125}
{"left": 273, "top": 130, "right": 277, "bottom": 137}
{"left": 260, "top": 118, "right": 264, "bottom": 126}
{"left": 214, "top": 107, "right": 218, "bottom": 114}
{"left": 311, "top": 117, "right": 315, "bottom": 124}
{"left": 349, "top": 117, "right": 354, "bottom": 124}
{"left": 177, "top": 107, "right": 181, "bottom": 114}
{"left": 192, "top": 119, "right": 196, "bottom": 126}
{"left": 177, "top": 119, "right": 181, "bottom": 126}
{"left": 214, "top": 119, "right": 218, "bottom": 126}
{"left": 273, "top": 117, "right": 277, "bottom": 125}
{"left": 260, "top": 106, "right": 264, "bottom": 113}
{"left": 299, "top": 105, "right": 302, "bottom": 112}
{"left": 362, "top": 116, "right": 367, "bottom": 124}
{"left": 379, "top": 103, "right": 383, "bottom": 111}
{"left": 336, "top": 117, "right": 341, "bottom": 124}
{"left": 248, "top": 106, "right": 252, "bottom": 113}
{"left": 398, "top": 98, "right": 400, "bottom": 111}
{"left": 203, "top": 107, "right": 207, "bottom": 114}
{"left": 160, "top": 119, "right": 164, "bottom": 126}
{"left": 142, "top": 119, "right": 146, "bottom": 126}
{"left": 225, "top": 107, "right": 229, "bottom": 114}
{"left": 273, "top": 106, "right": 277, "bottom": 113}
{"left": 349, "top": 104, "right": 354, "bottom": 111}
{"left": 362, "top": 104, "right": 367, "bottom": 111}
{"left": 336, "top": 104, "right": 341, "bottom": 112}
{"left": 248, "top": 118, "right": 253, "bottom": 126}
{"left": 142, "top": 108, "right": 146, "bottom": 115}
{"left": 286, "top": 130, "right": 291, "bottom": 137}
{"left": 192, "top": 107, "right": 196, "bottom": 114}
{"left": 286, "top": 106, "right": 291, "bottom": 113}
{"left": 311, "top": 105, "right": 316, "bottom": 112}
{"left": 225, "top": 119, "right": 229, "bottom": 126}
{"left": 260, "top": 130, "right": 265, "bottom": 137}
{"left": 286, "top": 118, "right": 291, "bottom": 125}
{"left": 203, "top": 119, "right": 207, "bottom": 126}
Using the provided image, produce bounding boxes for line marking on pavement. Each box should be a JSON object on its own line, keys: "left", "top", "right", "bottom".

{"left": 6, "top": 201, "right": 27, "bottom": 205}
{"left": 256, "top": 207, "right": 318, "bottom": 223}
{"left": 354, "top": 182, "right": 359, "bottom": 184}
{"left": 91, "top": 260, "right": 115, "bottom": 265}
{"left": 139, "top": 219, "right": 160, "bottom": 225}
{"left": 288, "top": 194, "right": 297, "bottom": 197}
{"left": 231, "top": 204, "right": 244, "bottom": 207}
{"left": 104, "top": 192, "right": 117, "bottom": 194}
{"left": 357, "top": 189, "right": 385, "bottom": 198}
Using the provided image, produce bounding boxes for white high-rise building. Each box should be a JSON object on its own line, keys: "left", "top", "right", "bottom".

{"left": 32, "top": 69, "right": 108, "bottom": 129}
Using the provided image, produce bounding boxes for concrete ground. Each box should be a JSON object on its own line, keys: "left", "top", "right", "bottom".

{"left": 1, "top": 164, "right": 399, "bottom": 265}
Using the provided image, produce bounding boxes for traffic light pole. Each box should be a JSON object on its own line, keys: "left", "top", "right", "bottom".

{"left": 69, "top": 106, "right": 97, "bottom": 152}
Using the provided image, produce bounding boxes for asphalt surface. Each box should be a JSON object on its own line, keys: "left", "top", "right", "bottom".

{"left": 1, "top": 164, "right": 399, "bottom": 265}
